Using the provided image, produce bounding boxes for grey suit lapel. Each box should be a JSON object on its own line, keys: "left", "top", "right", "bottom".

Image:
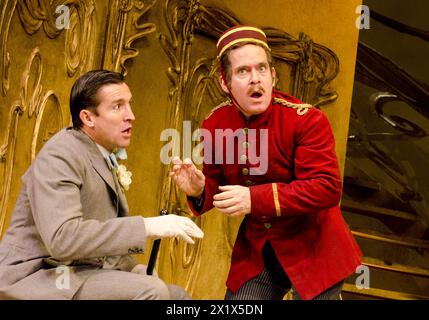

{"left": 72, "top": 129, "right": 129, "bottom": 215}
{"left": 88, "top": 148, "right": 118, "bottom": 196}
{"left": 93, "top": 155, "right": 129, "bottom": 215}
{"left": 111, "top": 170, "right": 129, "bottom": 216}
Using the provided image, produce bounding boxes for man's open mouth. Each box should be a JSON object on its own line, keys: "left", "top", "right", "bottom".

{"left": 250, "top": 91, "right": 263, "bottom": 98}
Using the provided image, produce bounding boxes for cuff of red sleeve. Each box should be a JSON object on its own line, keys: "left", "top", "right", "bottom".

{"left": 249, "top": 183, "right": 281, "bottom": 218}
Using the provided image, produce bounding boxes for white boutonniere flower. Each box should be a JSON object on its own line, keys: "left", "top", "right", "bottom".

{"left": 116, "top": 164, "right": 132, "bottom": 191}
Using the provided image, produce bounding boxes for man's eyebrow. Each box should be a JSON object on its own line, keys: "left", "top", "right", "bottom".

{"left": 112, "top": 96, "right": 132, "bottom": 103}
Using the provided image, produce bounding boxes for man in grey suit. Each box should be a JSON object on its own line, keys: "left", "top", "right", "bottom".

{"left": 0, "top": 70, "right": 203, "bottom": 300}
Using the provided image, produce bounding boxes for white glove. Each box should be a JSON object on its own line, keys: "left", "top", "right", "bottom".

{"left": 144, "top": 215, "right": 204, "bottom": 244}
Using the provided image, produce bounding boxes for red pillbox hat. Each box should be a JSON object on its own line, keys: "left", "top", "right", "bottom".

{"left": 216, "top": 25, "right": 270, "bottom": 59}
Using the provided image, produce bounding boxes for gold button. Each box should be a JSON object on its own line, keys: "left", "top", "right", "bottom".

{"left": 242, "top": 168, "right": 249, "bottom": 175}
{"left": 242, "top": 128, "right": 249, "bottom": 135}
{"left": 242, "top": 141, "right": 250, "bottom": 149}
{"left": 240, "top": 154, "right": 247, "bottom": 162}
{"left": 264, "top": 222, "right": 271, "bottom": 229}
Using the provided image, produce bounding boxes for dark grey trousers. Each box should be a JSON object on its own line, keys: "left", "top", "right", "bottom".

{"left": 225, "top": 241, "right": 344, "bottom": 300}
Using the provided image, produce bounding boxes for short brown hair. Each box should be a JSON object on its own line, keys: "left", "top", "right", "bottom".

{"left": 70, "top": 70, "right": 125, "bottom": 129}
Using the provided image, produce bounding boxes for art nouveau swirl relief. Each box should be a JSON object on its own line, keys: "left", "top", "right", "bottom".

{"left": 0, "top": 0, "right": 18, "bottom": 96}
{"left": 351, "top": 41, "right": 429, "bottom": 204}
{"left": 157, "top": 0, "right": 208, "bottom": 292}
{"left": 14, "top": 0, "right": 97, "bottom": 77}
{"left": 0, "top": 0, "right": 99, "bottom": 236}
{"left": 103, "top": 0, "right": 156, "bottom": 74}
{"left": 64, "top": 1, "right": 96, "bottom": 76}
{"left": 0, "top": 47, "right": 62, "bottom": 235}
{"left": 1, "top": 0, "right": 97, "bottom": 97}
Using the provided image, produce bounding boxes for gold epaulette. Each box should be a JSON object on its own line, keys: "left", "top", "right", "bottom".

{"left": 205, "top": 99, "right": 232, "bottom": 120}
{"left": 273, "top": 97, "right": 313, "bottom": 116}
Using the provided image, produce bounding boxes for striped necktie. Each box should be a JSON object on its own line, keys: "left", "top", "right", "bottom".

{"left": 108, "top": 153, "right": 119, "bottom": 169}
{"left": 108, "top": 153, "right": 122, "bottom": 198}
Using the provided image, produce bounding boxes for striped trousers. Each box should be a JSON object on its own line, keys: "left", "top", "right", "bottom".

{"left": 225, "top": 241, "right": 344, "bottom": 300}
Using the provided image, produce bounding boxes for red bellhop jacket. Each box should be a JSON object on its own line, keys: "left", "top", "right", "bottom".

{"left": 188, "top": 90, "right": 362, "bottom": 300}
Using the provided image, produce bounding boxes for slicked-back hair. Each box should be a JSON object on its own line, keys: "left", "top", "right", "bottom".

{"left": 70, "top": 70, "right": 125, "bottom": 129}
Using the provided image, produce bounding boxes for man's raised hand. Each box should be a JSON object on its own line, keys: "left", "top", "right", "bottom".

{"left": 170, "top": 157, "right": 205, "bottom": 198}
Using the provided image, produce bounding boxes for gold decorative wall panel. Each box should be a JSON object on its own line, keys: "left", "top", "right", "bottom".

{"left": 102, "top": 0, "right": 156, "bottom": 74}
{"left": 0, "top": 0, "right": 101, "bottom": 234}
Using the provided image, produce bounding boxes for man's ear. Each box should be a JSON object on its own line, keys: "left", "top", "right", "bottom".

{"left": 219, "top": 75, "right": 230, "bottom": 94}
{"left": 79, "top": 109, "right": 95, "bottom": 128}
{"left": 271, "top": 67, "right": 276, "bottom": 87}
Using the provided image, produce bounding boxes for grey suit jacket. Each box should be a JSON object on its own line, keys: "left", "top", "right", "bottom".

{"left": 0, "top": 128, "right": 147, "bottom": 299}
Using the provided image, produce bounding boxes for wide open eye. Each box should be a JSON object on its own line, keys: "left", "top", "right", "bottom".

{"left": 238, "top": 68, "right": 248, "bottom": 76}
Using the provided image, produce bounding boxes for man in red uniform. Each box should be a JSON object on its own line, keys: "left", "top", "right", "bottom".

{"left": 170, "top": 25, "right": 362, "bottom": 300}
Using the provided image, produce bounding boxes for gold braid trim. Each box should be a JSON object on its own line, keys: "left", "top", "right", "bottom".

{"left": 273, "top": 97, "right": 313, "bottom": 116}
{"left": 272, "top": 183, "right": 281, "bottom": 217}
{"left": 205, "top": 100, "right": 232, "bottom": 120}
